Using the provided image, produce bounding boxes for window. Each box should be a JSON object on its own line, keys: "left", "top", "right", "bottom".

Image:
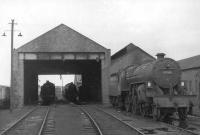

{"left": 189, "top": 80, "right": 192, "bottom": 95}
{"left": 195, "top": 80, "right": 198, "bottom": 94}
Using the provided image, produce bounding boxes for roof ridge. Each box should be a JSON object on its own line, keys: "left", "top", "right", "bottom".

{"left": 60, "top": 24, "right": 108, "bottom": 50}
{"left": 179, "top": 54, "right": 200, "bottom": 61}
{"left": 111, "top": 43, "right": 155, "bottom": 60}
{"left": 17, "top": 24, "right": 63, "bottom": 51}
{"left": 16, "top": 24, "right": 108, "bottom": 52}
{"left": 178, "top": 55, "right": 200, "bottom": 70}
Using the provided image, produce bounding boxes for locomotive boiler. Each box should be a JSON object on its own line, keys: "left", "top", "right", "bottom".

{"left": 109, "top": 53, "right": 195, "bottom": 121}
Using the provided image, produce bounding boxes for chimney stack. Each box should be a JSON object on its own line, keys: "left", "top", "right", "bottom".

{"left": 156, "top": 53, "right": 165, "bottom": 60}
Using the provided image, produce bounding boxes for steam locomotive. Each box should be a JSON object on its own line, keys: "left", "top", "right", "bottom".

{"left": 40, "top": 81, "right": 55, "bottom": 105}
{"left": 109, "top": 53, "right": 195, "bottom": 121}
{"left": 64, "top": 82, "right": 79, "bottom": 103}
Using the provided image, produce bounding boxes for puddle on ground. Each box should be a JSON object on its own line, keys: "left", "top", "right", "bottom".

{"left": 140, "top": 128, "right": 157, "bottom": 134}
{"left": 156, "top": 127, "right": 174, "bottom": 132}
{"left": 187, "top": 127, "right": 197, "bottom": 131}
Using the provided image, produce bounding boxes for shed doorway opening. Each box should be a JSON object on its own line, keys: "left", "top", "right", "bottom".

{"left": 38, "top": 74, "right": 75, "bottom": 103}
{"left": 23, "top": 60, "right": 102, "bottom": 105}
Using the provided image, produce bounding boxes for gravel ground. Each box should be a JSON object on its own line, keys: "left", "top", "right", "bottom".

{"left": 193, "top": 106, "right": 200, "bottom": 116}
{"left": 0, "top": 104, "right": 91, "bottom": 135}
{"left": 55, "top": 104, "right": 84, "bottom": 135}
{"left": 0, "top": 106, "right": 34, "bottom": 131}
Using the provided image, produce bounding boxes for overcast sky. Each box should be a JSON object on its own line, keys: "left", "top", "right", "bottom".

{"left": 38, "top": 75, "right": 75, "bottom": 86}
{"left": 0, "top": 0, "right": 200, "bottom": 86}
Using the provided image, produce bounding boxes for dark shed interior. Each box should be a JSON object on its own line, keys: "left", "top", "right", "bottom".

{"left": 24, "top": 60, "right": 101, "bottom": 105}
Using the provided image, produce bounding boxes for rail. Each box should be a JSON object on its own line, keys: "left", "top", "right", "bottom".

{"left": 157, "top": 114, "right": 200, "bottom": 135}
{"left": 37, "top": 107, "right": 50, "bottom": 135}
{"left": 94, "top": 106, "right": 145, "bottom": 135}
{"left": 80, "top": 107, "right": 103, "bottom": 135}
{"left": 83, "top": 105, "right": 199, "bottom": 135}
{"left": 163, "top": 120, "right": 199, "bottom": 135}
{"left": 0, "top": 107, "right": 37, "bottom": 135}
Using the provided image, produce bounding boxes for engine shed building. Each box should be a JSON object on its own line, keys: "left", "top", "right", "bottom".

{"left": 178, "top": 55, "right": 200, "bottom": 114}
{"left": 110, "top": 43, "right": 155, "bottom": 75}
{"left": 110, "top": 44, "right": 155, "bottom": 96}
{"left": 12, "top": 24, "right": 110, "bottom": 108}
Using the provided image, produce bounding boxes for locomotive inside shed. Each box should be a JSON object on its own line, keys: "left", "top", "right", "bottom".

{"left": 24, "top": 59, "right": 101, "bottom": 105}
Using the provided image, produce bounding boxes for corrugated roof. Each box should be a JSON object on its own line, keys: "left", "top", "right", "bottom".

{"left": 178, "top": 55, "right": 200, "bottom": 70}
{"left": 17, "top": 24, "right": 108, "bottom": 52}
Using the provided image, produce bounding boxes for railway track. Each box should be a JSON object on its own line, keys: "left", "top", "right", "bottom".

{"left": 188, "top": 115, "right": 200, "bottom": 127}
{"left": 179, "top": 115, "right": 200, "bottom": 134}
{"left": 0, "top": 106, "right": 54, "bottom": 135}
{"left": 163, "top": 119, "right": 200, "bottom": 135}
{"left": 80, "top": 108, "right": 103, "bottom": 135}
{"left": 158, "top": 114, "right": 200, "bottom": 134}
{"left": 93, "top": 105, "right": 200, "bottom": 135}
{"left": 81, "top": 106, "right": 145, "bottom": 135}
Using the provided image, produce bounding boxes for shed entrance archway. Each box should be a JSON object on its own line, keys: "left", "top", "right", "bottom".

{"left": 38, "top": 74, "right": 75, "bottom": 101}
{"left": 24, "top": 59, "right": 101, "bottom": 105}
{"left": 12, "top": 24, "right": 110, "bottom": 108}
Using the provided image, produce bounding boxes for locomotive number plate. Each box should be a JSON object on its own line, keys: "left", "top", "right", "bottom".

{"left": 163, "top": 70, "right": 172, "bottom": 74}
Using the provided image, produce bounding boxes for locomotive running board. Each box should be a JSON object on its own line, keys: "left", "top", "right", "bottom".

{"left": 153, "top": 95, "right": 196, "bottom": 108}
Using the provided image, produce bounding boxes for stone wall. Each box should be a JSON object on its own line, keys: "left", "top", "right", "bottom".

{"left": 101, "top": 49, "right": 111, "bottom": 104}
{"left": 13, "top": 50, "right": 24, "bottom": 108}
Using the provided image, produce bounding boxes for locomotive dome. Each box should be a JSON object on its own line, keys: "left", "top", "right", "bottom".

{"left": 152, "top": 57, "right": 181, "bottom": 88}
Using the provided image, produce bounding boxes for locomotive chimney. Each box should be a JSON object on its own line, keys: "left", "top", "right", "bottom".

{"left": 156, "top": 53, "right": 165, "bottom": 60}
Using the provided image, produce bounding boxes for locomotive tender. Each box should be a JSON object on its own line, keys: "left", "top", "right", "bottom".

{"left": 109, "top": 53, "right": 195, "bottom": 120}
